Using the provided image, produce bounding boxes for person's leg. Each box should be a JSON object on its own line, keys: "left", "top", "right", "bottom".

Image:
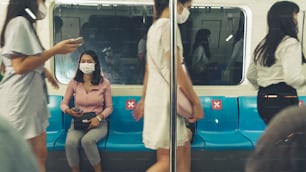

{"left": 146, "top": 148, "right": 170, "bottom": 172}
{"left": 81, "top": 121, "right": 108, "bottom": 172}
{"left": 27, "top": 132, "right": 47, "bottom": 172}
{"left": 65, "top": 127, "right": 85, "bottom": 172}
{"left": 176, "top": 141, "right": 191, "bottom": 172}
{"left": 186, "top": 128, "right": 193, "bottom": 171}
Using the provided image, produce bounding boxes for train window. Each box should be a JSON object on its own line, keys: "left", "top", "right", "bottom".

{"left": 180, "top": 6, "right": 245, "bottom": 85}
{"left": 53, "top": 4, "right": 153, "bottom": 84}
{"left": 53, "top": 4, "right": 245, "bottom": 85}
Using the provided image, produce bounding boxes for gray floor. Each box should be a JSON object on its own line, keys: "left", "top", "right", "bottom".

{"left": 46, "top": 150, "right": 252, "bottom": 172}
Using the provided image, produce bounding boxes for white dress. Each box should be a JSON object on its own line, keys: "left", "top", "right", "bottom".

{"left": 0, "top": 16, "right": 49, "bottom": 139}
{"left": 143, "top": 18, "right": 188, "bottom": 150}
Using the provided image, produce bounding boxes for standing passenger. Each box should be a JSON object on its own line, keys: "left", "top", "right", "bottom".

{"left": 247, "top": 1, "right": 306, "bottom": 124}
{"left": 0, "top": 0, "right": 80, "bottom": 171}
{"left": 133, "top": 0, "right": 204, "bottom": 171}
{"left": 61, "top": 50, "right": 112, "bottom": 172}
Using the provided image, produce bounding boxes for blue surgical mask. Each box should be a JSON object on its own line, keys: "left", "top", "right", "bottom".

{"left": 37, "top": 3, "right": 47, "bottom": 20}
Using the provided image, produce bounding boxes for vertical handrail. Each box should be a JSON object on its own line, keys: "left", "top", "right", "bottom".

{"left": 169, "top": 0, "right": 177, "bottom": 172}
{"left": 301, "top": 11, "right": 305, "bottom": 54}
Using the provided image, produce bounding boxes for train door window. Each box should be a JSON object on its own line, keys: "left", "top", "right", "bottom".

{"left": 180, "top": 6, "right": 246, "bottom": 85}
{"left": 53, "top": 4, "right": 153, "bottom": 84}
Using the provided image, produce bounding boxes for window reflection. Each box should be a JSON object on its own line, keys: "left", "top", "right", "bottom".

{"left": 53, "top": 5, "right": 245, "bottom": 85}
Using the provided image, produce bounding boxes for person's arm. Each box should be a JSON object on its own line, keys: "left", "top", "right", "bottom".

{"left": 97, "top": 80, "right": 113, "bottom": 119}
{"left": 142, "top": 63, "right": 149, "bottom": 98}
{"left": 281, "top": 38, "right": 306, "bottom": 88}
{"left": 246, "top": 58, "right": 258, "bottom": 88}
{"left": 172, "top": 51, "right": 199, "bottom": 104}
{"left": 11, "top": 40, "right": 80, "bottom": 74}
{"left": 166, "top": 49, "right": 204, "bottom": 121}
{"left": 132, "top": 62, "right": 148, "bottom": 121}
{"left": 60, "top": 80, "right": 74, "bottom": 113}
{"left": 44, "top": 68, "right": 59, "bottom": 89}
{"left": 161, "top": 24, "right": 203, "bottom": 121}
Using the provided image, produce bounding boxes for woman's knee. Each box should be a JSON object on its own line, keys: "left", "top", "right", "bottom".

{"left": 65, "top": 136, "right": 80, "bottom": 149}
{"left": 28, "top": 136, "right": 48, "bottom": 160}
{"left": 81, "top": 137, "right": 96, "bottom": 147}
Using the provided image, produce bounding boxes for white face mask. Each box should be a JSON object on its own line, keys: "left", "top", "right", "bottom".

{"left": 37, "top": 3, "right": 47, "bottom": 20}
{"left": 177, "top": 7, "right": 190, "bottom": 24}
{"left": 79, "top": 63, "right": 95, "bottom": 74}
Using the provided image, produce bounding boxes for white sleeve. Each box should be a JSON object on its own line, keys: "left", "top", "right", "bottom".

{"left": 280, "top": 38, "right": 306, "bottom": 88}
{"left": 246, "top": 57, "right": 258, "bottom": 87}
{"left": 2, "top": 17, "right": 43, "bottom": 58}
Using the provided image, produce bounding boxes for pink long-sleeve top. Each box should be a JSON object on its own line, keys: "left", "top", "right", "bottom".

{"left": 60, "top": 78, "right": 113, "bottom": 118}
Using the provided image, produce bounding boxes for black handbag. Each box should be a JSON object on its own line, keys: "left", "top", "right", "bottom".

{"left": 73, "top": 112, "right": 96, "bottom": 131}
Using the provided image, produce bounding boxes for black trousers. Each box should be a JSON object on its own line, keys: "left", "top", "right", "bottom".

{"left": 257, "top": 82, "right": 299, "bottom": 124}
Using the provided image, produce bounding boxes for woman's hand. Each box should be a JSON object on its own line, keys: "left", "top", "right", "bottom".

{"left": 44, "top": 68, "right": 59, "bottom": 89}
{"left": 66, "top": 108, "right": 83, "bottom": 118}
{"left": 88, "top": 117, "right": 100, "bottom": 129}
{"left": 133, "top": 99, "right": 145, "bottom": 121}
{"left": 187, "top": 101, "right": 204, "bottom": 123}
{"left": 53, "top": 39, "right": 81, "bottom": 54}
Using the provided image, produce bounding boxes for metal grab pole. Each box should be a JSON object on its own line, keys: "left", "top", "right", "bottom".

{"left": 169, "top": 0, "right": 177, "bottom": 172}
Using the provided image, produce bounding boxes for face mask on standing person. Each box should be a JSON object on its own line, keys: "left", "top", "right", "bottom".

{"left": 177, "top": 7, "right": 190, "bottom": 24}
{"left": 37, "top": 3, "right": 47, "bottom": 20}
{"left": 79, "top": 63, "right": 95, "bottom": 74}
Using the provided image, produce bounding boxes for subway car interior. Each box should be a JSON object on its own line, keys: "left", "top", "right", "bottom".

{"left": 50, "top": 2, "right": 263, "bottom": 171}
{"left": 1, "top": 0, "right": 306, "bottom": 171}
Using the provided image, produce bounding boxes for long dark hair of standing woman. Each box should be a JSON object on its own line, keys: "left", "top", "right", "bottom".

{"left": 253, "top": 1, "right": 303, "bottom": 67}
{"left": 154, "top": 0, "right": 188, "bottom": 20}
{"left": 0, "top": 0, "right": 38, "bottom": 47}
{"left": 154, "top": 0, "right": 169, "bottom": 20}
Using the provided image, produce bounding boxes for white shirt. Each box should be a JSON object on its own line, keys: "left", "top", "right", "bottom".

{"left": 247, "top": 36, "right": 306, "bottom": 89}
{"left": 192, "top": 46, "right": 209, "bottom": 70}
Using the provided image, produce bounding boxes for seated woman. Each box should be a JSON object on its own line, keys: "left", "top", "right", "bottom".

{"left": 60, "top": 50, "right": 113, "bottom": 172}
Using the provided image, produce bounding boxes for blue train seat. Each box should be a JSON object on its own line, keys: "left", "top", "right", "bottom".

{"left": 197, "top": 96, "right": 253, "bottom": 150}
{"left": 47, "top": 95, "right": 64, "bottom": 151}
{"left": 191, "top": 131, "right": 206, "bottom": 150}
{"left": 238, "top": 96, "right": 266, "bottom": 147}
{"left": 54, "top": 97, "right": 107, "bottom": 151}
{"left": 105, "top": 96, "right": 151, "bottom": 151}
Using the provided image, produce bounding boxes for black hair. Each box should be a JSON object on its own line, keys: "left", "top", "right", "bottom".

{"left": 1, "top": 0, "right": 39, "bottom": 47}
{"left": 254, "top": 1, "right": 301, "bottom": 67}
{"left": 246, "top": 106, "right": 306, "bottom": 172}
{"left": 74, "top": 50, "right": 103, "bottom": 85}
{"left": 247, "top": 133, "right": 306, "bottom": 172}
{"left": 154, "top": 0, "right": 169, "bottom": 20}
{"left": 153, "top": 0, "right": 190, "bottom": 20}
{"left": 179, "top": 0, "right": 192, "bottom": 4}
{"left": 193, "top": 29, "right": 211, "bottom": 59}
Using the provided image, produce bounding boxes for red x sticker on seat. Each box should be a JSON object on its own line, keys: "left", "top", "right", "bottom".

{"left": 212, "top": 100, "right": 222, "bottom": 110}
{"left": 126, "top": 100, "right": 136, "bottom": 110}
